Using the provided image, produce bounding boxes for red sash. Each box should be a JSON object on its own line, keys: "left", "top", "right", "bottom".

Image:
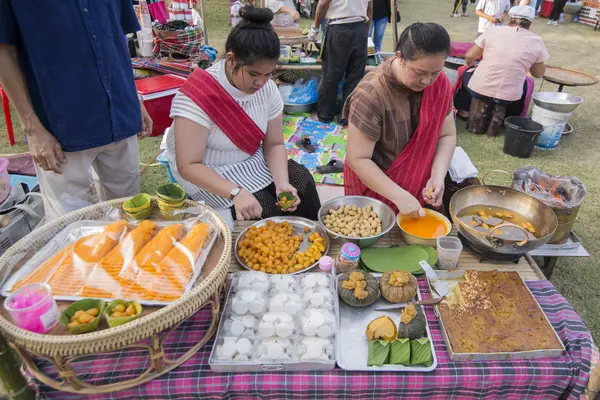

{"left": 179, "top": 67, "right": 264, "bottom": 155}
{"left": 344, "top": 72, "right": 453, "bottom": 212}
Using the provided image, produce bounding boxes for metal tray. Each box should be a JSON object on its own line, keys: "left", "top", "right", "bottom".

{"left": 335, "top": 273, "right": 438, "bottom": 372}
{"left": 0, "top": 219, "right": 218, "bottom": 306}
{"left": 429, "top": 271, "right": 566, "bottom": 361}
{"left": 208, "top": 271, "right": 338, "bottom": 372}
{"left": 234, "top": 217, "right": 330, "bottom": 275}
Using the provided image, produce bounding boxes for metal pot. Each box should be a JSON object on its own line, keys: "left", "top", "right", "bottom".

{"left": 449, "top": 185, "right": 558, "bottom": 255}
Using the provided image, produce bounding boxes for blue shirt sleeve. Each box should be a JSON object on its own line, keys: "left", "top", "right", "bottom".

{"left": 120, "top": 0, "right": 141, "bottom": 35}
{"left": 0, "top": 1, "right": 17, "bottom": 45}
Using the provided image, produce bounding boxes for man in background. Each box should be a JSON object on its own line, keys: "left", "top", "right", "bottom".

{"left": 475, "top": 0, "right": 511, "bottom": 37}
{"left": 308, "top": 0, "right": 373, "bottom": 124}
{"left": 0, "top": 1, "right": 152, "bottom": 220}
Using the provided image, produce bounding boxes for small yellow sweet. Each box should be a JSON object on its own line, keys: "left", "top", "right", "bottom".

{"left": 68, "top": 321, "right": 80, "bottom": 328}
{"left": 125, "top": 304, "right": 136, "bottom": 316}
{"left": 78, "top": 313, "right": 94, "bottom": 324}
{"left": 86, "top": 308, "right": 99, "bottom": 317}
{"left": 112, "top": 311, "right": 123, "bottom": 318}
{"left": 113, "top": 304, "right": 126, "bottom": 313}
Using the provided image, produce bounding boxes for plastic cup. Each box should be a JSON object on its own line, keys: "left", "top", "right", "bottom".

{"left": 3, "top": 283, "right": 59, "bottom": 334}
{"left": 436, "top": 237, "right": 463, "bottom": 270}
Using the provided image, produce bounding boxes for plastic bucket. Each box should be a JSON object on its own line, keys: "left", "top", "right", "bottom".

{"left": 532, "top": 105, "right": 572, "bottom": 150}
{"left": 503, "top": 117, "right": 544, "bottom": 158}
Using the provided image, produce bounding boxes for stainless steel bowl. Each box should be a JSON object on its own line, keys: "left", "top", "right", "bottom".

{"left": 532, "top": 92, "right": 584, "bottom": 113}
{"left": 234, "top": 216, "right": 330, "bottom": 275}
{"left": 283, "top": 102, "right": 317, "bottom": 114}
{"left": 317, "top": 196, "right": 396, "bottom": 248}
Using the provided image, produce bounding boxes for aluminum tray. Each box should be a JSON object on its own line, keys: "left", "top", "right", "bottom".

{"left": 0, "top": 219, "right": 218, "bottom": 306}
{"left": 234, "top": 217, "right": 330, "bottom": 275}
{"left": 335, "top": 273, "right": 438, "bottom": 372}
{"left": 208, "top": 271, "right": 338, "bottom": 372}
{"left": 429, "top": 271, "right": 566, "bottom": 361}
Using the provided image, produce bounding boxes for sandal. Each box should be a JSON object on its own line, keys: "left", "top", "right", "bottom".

{"left": 316, "top": 159, "right": 344, "bottom": 174}
{"left": 295, "top": 136, "right": 317, "bottom": 153}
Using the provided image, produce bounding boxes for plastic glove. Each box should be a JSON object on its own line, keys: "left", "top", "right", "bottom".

{"left": 307, "top": 25, "right": 320, "bottom": 42}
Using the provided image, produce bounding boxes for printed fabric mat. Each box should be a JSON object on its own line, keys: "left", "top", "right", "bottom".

{"left": 30, "top": 280, "right": 596, "bottom": 400}
{"left": 283, "top": 116, "right": 346, "bottom": 186}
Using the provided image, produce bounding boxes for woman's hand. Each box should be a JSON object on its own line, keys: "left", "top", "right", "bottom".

{"left": 423, "top": 176, "right": 444, "bottom": 208}
{"left": 394, "top": 192, "right": 425, "bottom": 218}
{"left": 292, "top": 10, "right": 301, "bottom": 21}
{"left": 276, "top": 183, "right": 301, "bottom": 212}
{"left": 233, "top": 189, "right": 263, "bottom": 221}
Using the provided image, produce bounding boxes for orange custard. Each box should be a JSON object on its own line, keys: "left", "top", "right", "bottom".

{"left": 400, "top": 213, "right": 447, "bottom": 239}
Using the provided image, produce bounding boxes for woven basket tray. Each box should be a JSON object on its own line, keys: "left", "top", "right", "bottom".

{"left": 0, "top": 197, "right": 231, "bottom": 394}
{"left": 544, "top": 66, "right": 599, "bottom": 87}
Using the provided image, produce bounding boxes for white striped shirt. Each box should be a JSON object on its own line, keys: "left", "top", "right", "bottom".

{"left": 165, "top": 60, "right": 284, "bottom": 209}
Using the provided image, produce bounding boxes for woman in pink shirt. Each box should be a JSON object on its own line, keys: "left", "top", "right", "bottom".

{"left": 453, "top": 6, "right": 548, "bottom": 136}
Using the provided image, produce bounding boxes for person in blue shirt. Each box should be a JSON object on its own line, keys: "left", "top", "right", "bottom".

{"left": 0, "top": 1, "right": 152, "bottom": 220}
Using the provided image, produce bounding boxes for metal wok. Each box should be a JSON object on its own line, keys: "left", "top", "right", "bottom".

{"left": 449, "top": 185, "right": 558, "bottom": 255}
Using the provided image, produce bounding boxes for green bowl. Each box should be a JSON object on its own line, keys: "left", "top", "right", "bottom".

{"left": 157, "top": 198, "right": 185, "bottom": 208}
{"left": 59, "top": 299, "right": 106, "bottom": 334}
{"left": 125, "top": 207, "right": 153, "bottom": 221}
{"left": 157, "top": 183, "right": 186, "bottom": 202}
{"left": 123, "top": 193, "right": 151, "bottom": 213}
{"left": 277, "top": 192, "right": 296, "bottom": 210}
{"left": 104, "top": 300, "right": 143, "bottom": 328}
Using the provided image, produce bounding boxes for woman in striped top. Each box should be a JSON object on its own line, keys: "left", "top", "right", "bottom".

{"left": 166, "top": 7, "right": 320, "bottom": 221}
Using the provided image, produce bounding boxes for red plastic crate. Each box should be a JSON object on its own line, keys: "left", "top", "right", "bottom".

{"left": 135, "top": 74, "right": 185, "bottom": 137}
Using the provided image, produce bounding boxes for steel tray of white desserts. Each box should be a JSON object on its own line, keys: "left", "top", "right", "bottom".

{"left": 335, "top": 273, "right": 438, "bottom": 372}
{"left": 209, "top": 271, "right": 338, "bottom": 372}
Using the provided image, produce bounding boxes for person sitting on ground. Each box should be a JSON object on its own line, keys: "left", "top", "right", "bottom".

{"left": 475, "top": 0, "right": 511, "bottom": 37}
{"left": 266, "top": 0, "right": 301, "bottom": 28}
{"left": 166, "top": 7, "right": 320, "bottom": 221}
{"left": 343, "top": 23, "right": 456, "bottom": 217}
{"left": 453, "top": 6, "right": 548, "bottom": 136}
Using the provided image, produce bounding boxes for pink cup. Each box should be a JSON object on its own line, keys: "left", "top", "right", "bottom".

{"left": 4, "top": 283, "right": 59, "bottom": 334}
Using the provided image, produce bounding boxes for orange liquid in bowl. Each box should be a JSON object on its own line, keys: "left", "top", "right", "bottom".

{"left": 400, "top": 213, "right": 447, "bottom": 239}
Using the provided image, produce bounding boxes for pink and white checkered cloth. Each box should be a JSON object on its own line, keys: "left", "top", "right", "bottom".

{"left": 31, "top": 280, "right": 595, "bottom": 399}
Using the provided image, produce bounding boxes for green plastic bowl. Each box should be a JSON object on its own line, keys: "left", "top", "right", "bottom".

{"left": 59, "top": 299, "right": 106, "bottom": 334}
{"left": 123, "top": 193, "right": 151, "bottom": 213}
{"left": 156, "top": 183, "right": 186, "bottom": 202}
{"left": 104, "top": 300, "right": 143, "bottom": 328}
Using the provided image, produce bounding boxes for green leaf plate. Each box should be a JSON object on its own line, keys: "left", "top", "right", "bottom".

{"left": 360, "top": 246, "right": 432, "bottom": 275}
{"left": 59, "top": 298, "right": 106, "bottom": 334}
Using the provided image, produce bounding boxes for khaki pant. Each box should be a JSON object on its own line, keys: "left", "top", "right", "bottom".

{"left": 36, "top": 135, "right": 140, "bottom": 221}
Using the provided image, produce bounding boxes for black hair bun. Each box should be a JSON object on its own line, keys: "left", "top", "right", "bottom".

{"left": 239, "top": 6, "right": 274, "bottom": 25}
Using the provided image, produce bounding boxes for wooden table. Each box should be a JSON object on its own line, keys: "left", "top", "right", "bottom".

{"left": 228, "top": 221, "right": 546, "bottom": 281}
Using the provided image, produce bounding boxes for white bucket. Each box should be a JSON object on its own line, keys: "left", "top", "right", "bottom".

{"left": 138, "top": 38, "right": 154, "bottom": 57}
{"left": 532, "top": 105, "right": 572, "bottom": 150}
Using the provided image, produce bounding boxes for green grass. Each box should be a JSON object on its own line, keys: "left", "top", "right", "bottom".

{"left": 1, "top": 0, "right": 599, "bottom": 341}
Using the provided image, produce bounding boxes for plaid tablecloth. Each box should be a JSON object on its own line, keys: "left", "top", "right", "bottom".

{"left": 31, "top": 280, "right": 594, "bottom": 399}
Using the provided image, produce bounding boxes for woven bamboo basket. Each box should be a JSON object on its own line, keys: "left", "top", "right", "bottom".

{"left": 0, "top": 197, "right": 231, "bottom": 394}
